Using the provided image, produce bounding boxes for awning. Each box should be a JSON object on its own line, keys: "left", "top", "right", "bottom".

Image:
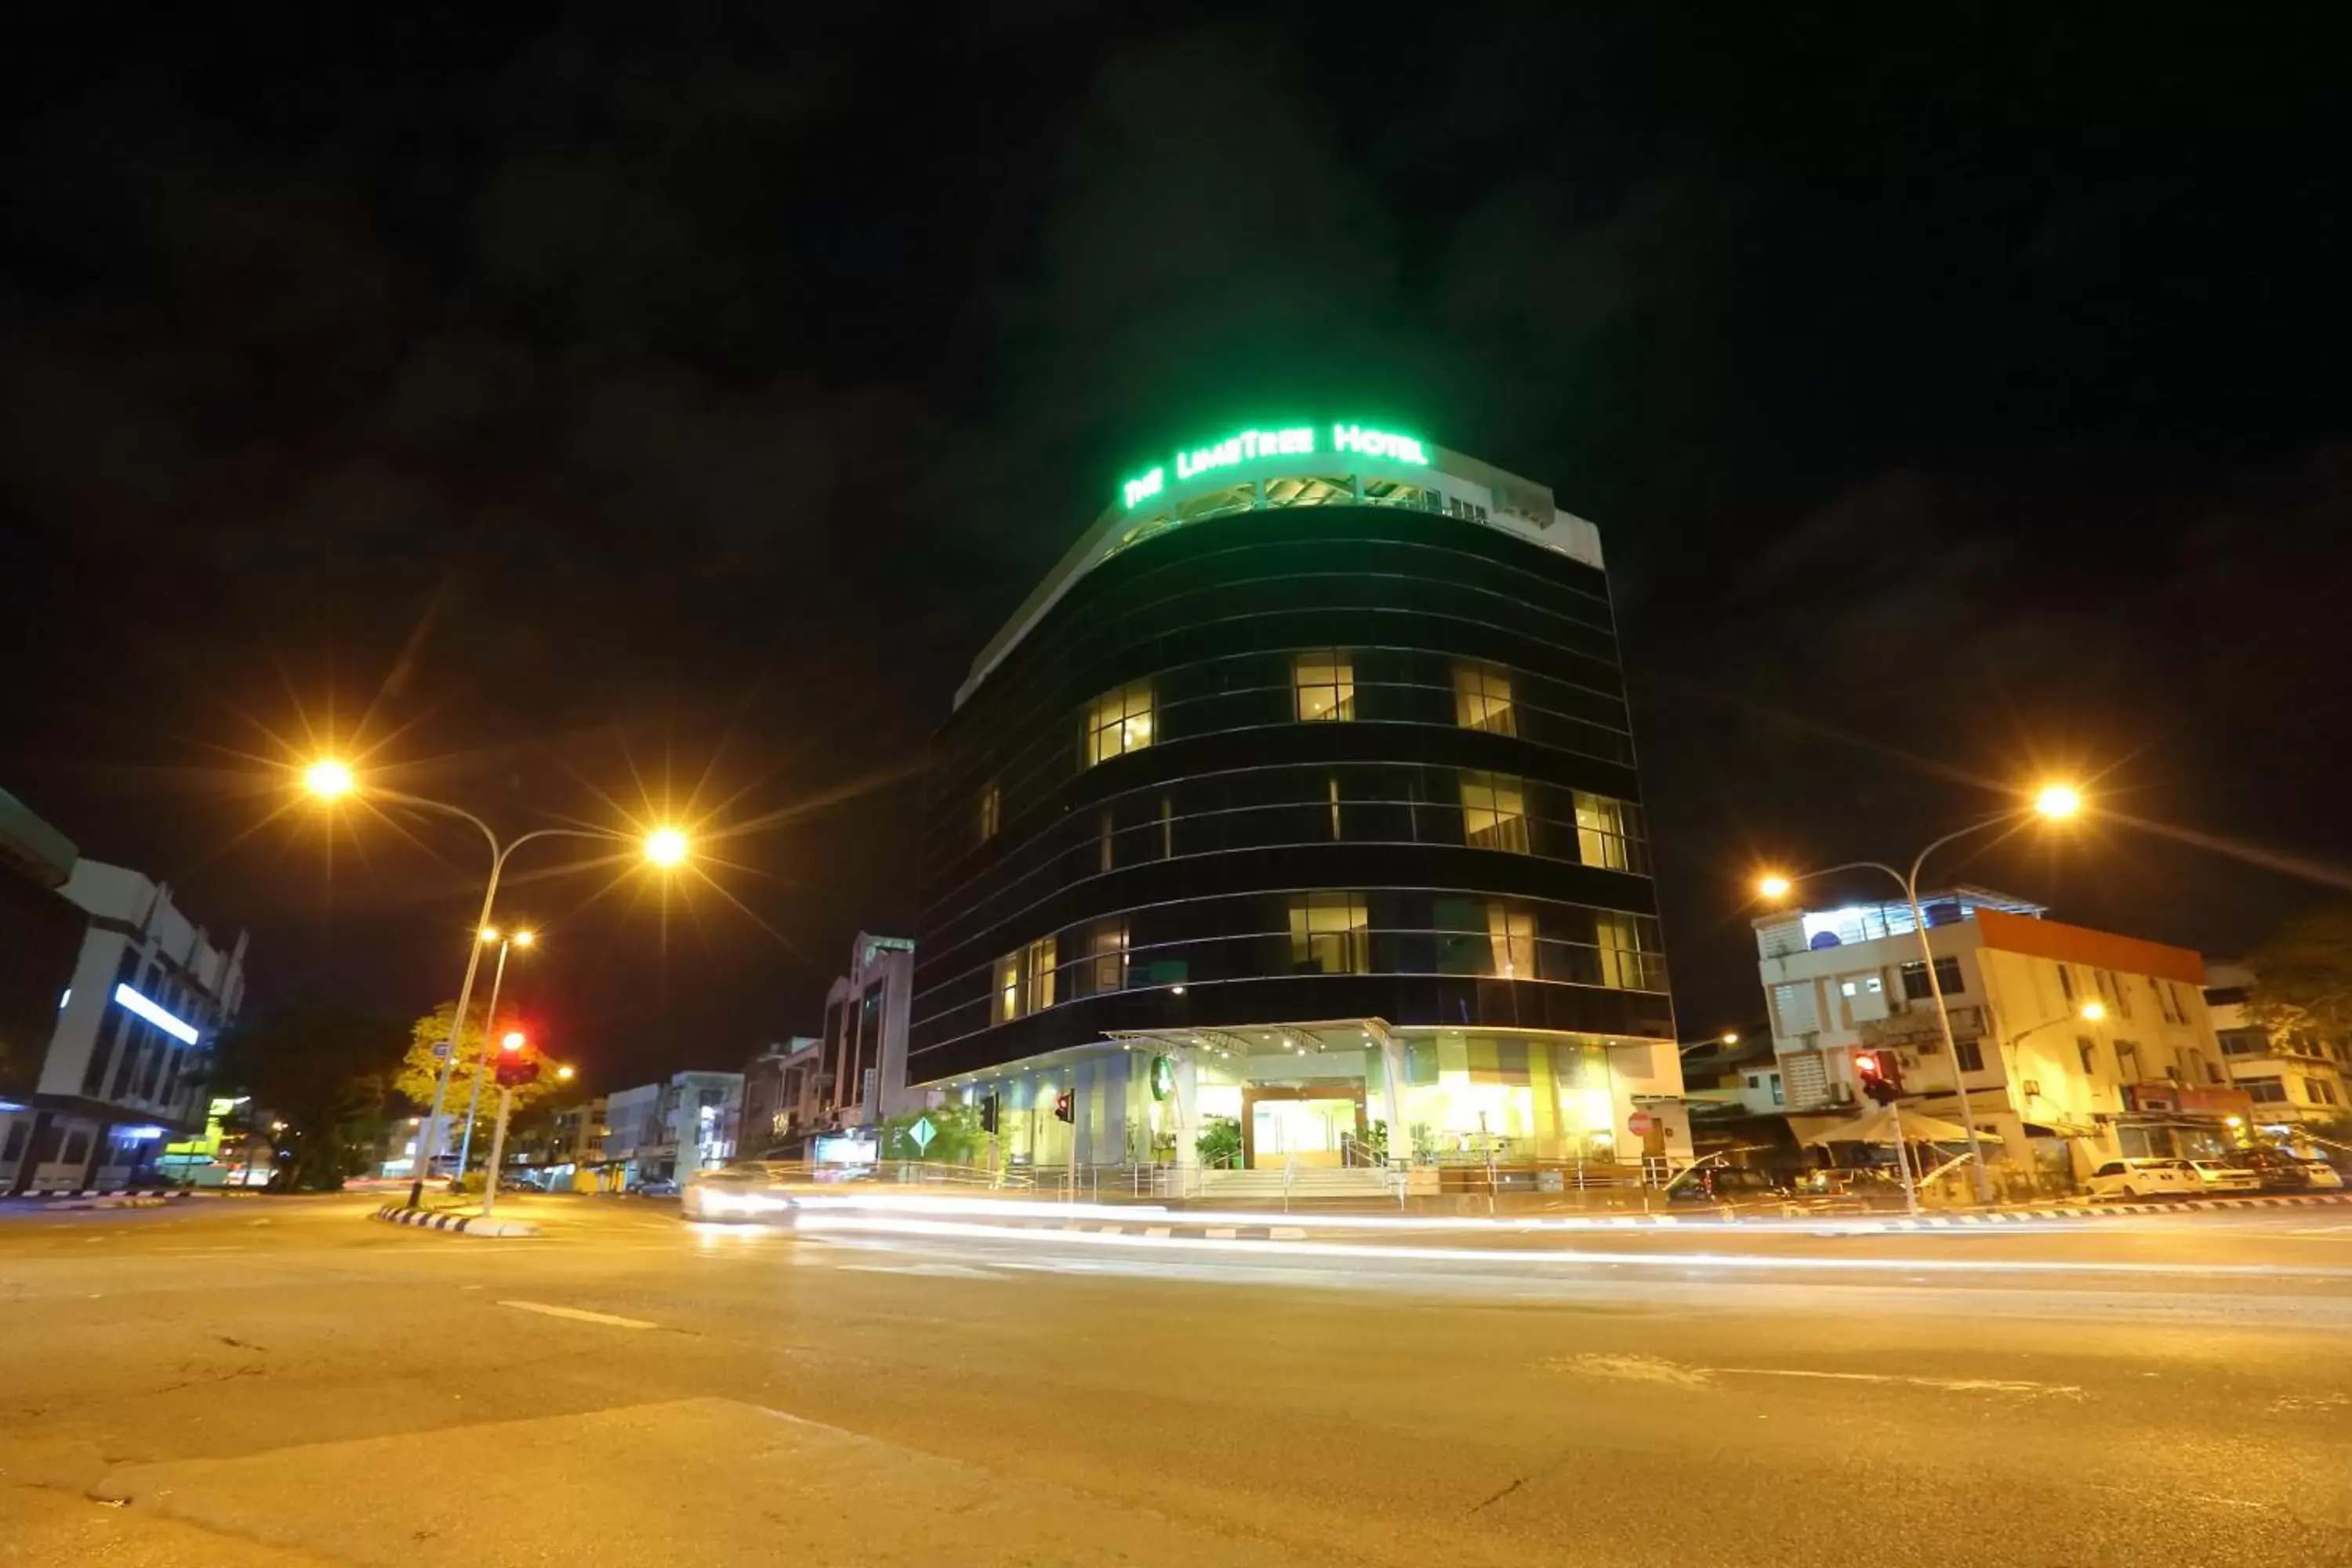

{"left": 1802, "top": 1106, "right": 2005, "bottom": 1147}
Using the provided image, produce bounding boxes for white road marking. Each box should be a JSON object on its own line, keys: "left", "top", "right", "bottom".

{"left": 1548, "top": 1354, "right": 2084, "bottom": 1399}
{"left": 498, "top": 1299, "right": 656, "bottom": 1330}
{"left": 1546, "top": 1353, "right": 1715, "bottom": 1388}
{"left": 838, "top": 1262, "right": 1007, "bottom": 1279}
{"left": 2268, "top": 1392, "right": 2350, "bottom": 1413}
{"left": 1715, "top": 1367, "right": 2086, "bottom": 1399}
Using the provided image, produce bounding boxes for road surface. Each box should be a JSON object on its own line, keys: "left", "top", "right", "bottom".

{"left": 3, "top": 1193, "right": 2349, "bottom": 1566}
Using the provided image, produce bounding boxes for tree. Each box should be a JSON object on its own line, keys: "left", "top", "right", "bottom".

{"left": 2245, "top": 905, "right": 2352, "bottom": 1048}
{"left": 211, "top": 997, "right": 408, "bottom": 1190}
{"left": 394, "top": 1000, "right": 568, "bottom": 1160}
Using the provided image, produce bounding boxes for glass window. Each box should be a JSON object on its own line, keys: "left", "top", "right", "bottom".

{"left": 1955, "top": 1039, "right": 1984, "bottom": 1073}
{"left": 1084, "top": 681, "right": 1154, "bottom": 766}
{"left": 1595, "top": 912, "right": 1650, "bottom": 990}
{"left": 1487, "top": 904, "right": 1537, "bottom": 978}
{"left": 2056, "top": 964, "right": 2076, "bottom": 1007}
{"left": 1459, "top": 771, "right": 1529, "bottom": 854}
{"left": 2077, "top": 1036, "right": 2096, "bottom": 1074}
{"left": 1288, "top": 895, "right": 1370, "bottom": 976}
{"left": 2114, "top": 1040, "right": 2140, "bottom": 1080}
{"left": 1573, "top": 793, "right": 1628, "bottom": 870}
{"left": 2242, "top": 1076, "right": 2288, "bottom": 1104}
{"left": 993, "top": 935, "right": 1058, "bottom": 1024}
{"left": 978, "top": 780, "right": 1000, "bottom": 843}
{"left": 1085, "top": 919, "right": 1128, "bottom": 995}
{"left": 1327, "top": 777, "right": 1342, "bottom": 841}
{"left": 1452, "top": 660, "right": 1516, "bottom": 735}
{"left": 1293, "top": 652, "right": 1355, "bottom": 721}
{"left": 1899, "top": 956, "right": 1965, "bottom": 1002}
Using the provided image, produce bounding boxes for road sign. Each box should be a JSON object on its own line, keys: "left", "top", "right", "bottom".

{"left": 908, "top": 1115, "right": 936, "bottom": 1154}
{"left": 431, "top": 1040, "right": 452, "bottom": 1059}
{"left": 1626, "top": 1110, "right": 1656, "bottom": 1138}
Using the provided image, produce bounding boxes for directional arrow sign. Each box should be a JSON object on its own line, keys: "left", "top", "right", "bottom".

{"left": 908, "top": 1115, "right": 936, "bottom": 1154}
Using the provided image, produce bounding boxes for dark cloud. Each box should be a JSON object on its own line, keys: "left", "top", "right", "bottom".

{"left": 2, "top": 3, "right": 2347, "bottom": 1071}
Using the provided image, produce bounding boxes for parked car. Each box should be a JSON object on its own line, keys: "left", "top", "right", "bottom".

{"left": 2084, "top": 1157, "right": 2200, "bottom": 1200}
{"left": 2186, "top": 1160, "right": 2259, "bottom": 1194}
{"left": 630, "top": 1177, "right": 681, "bottom": 1197}
{"left": 680, "top": 1163, "right": 801, "bottom": 1225}
{"left": 2226, "top": 1148, "right": 2347, "bottom": 1192}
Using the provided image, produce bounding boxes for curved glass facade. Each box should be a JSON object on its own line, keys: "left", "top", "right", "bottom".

{"left": 911, "top": 502, "right": 1676, "bottom": 1092}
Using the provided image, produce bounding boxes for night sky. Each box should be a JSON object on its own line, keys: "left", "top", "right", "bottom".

{"left": 5, "top": 6, "right": 2347, "bottom": 1087}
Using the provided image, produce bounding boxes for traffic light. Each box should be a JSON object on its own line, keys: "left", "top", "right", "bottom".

{"left": 495, "top": 1032, "right": 540, "bottom": 1090}
{"left": 1854, "top": 1050, "right": 1899, "bottom": 1105}
{"left": 1052, "top": 1090, "right": 1073, "bottom": 1123}
{"left": 978, "top": 1093, "right": 1000, "bottom": 1134}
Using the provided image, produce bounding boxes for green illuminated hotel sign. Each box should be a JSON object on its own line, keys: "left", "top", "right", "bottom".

{"left": 1120, "top": 421, "right": 1431, "bottom": 509}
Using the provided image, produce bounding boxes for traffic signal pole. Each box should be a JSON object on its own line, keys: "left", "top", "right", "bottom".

{"left": 1888, "top": 1096, "right": 1920, "bottom": 1215}
{"left": 481, "top": 1087, "right": 515, "bottom": 1219}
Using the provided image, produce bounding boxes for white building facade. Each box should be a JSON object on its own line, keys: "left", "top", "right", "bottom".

{"left": 1756, "top": 888, "right": 2238, "bottom": 1194}
{"left": 2205, "top": 964, "right": 2349, "bottom": 1137}
{"left": 600, "top": 1071, "right": 743, "bottom": 1185}
{"left": 821, "top": 934, "right": 915, "bottom": 1127}
{"left": 2, "top": 858, "right": 247, "bottom": 1194}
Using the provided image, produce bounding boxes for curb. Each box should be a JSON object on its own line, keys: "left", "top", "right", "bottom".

{"left": 1855, "top": 1191, "right": 2352, "bottom": 1230}
{"left": 372, "top": 1203, "right": 539, "bottom": 1239}
{"left": 16, "top": 1188, "right": 194, "bottom": 1203}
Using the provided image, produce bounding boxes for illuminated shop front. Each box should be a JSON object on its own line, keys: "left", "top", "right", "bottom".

{"left": 909, "top": 421, "right": 1686, "bottom": 1173}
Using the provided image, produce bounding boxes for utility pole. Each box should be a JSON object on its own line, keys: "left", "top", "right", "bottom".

{"left": 481, "top": 1087, "right": 515, "bottom": 1218}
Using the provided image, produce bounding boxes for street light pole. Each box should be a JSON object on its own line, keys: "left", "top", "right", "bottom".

{"left": 456, "top": 931, "right": 521, "bottom": 1182}
{"left": 368, "top": 799, "right": 666, "bottom": 1210}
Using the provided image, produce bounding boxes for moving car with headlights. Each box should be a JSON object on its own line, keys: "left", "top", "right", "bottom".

{"left": 2084, "top": 1157, "right": 2199, "bottom": 1200}
{"left": 2187, "top": 1159, "right": 2259, "bottom": 1194}
{"left": 680, "top": 1162, "right": 802, "bottom": 1225}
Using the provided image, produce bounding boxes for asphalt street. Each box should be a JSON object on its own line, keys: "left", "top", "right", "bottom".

{"left": 3, "top": 1193, "right": 2350, "bottom": 1566}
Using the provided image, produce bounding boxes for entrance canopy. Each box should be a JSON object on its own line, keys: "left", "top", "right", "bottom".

{"left": 1803, "top": 1107, "right": 2004, "bottom": 1147}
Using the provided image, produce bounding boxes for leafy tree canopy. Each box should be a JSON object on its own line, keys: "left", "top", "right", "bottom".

{"left": 395, "top": 1000, "right": 568, "bottom": 1148}
{"left": 2244, "top": 905, "right": 2352, "bottom": 1045}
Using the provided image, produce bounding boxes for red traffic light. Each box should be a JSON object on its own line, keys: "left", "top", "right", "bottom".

{"left": 1052, "top": 1090, "right": 1074, "bottom": 1123}
{"left": 1853, "top": 1051, "right": 1882, "bottom": 1078}
{"left": 499, "top": 1030, "right": 528, "bottom": 1054}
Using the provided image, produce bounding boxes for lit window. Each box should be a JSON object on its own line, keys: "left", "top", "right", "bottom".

{"left": 1459, "top": 770, "right": 1529, "bottom": 854}
{"left": 1289, "top": 894, "right": 1370, "bottom": 976}
{"left": 1084, "top": 681, "right": 1154, "bottom": 766}
{"left": 992, "top": 935, "right": 1058, "bottom": 1024}
{"left": 978, "top": 780, "right": 1000, "bottom": 843}
{"left": 1573, "top": 792, "right": 1628, "bottom": 870}
{"left": 1486, "top": 904, "right": 1537, "bottom": 978}
{"left": 1327, "top": 776, "right": 1342, "bottom": 841}
{"left": 1294, "top": 652, "right": 1355, "bottom": 721}
{"left": 1453, "top": 660, "right": 1516, "bottom": 735}
{"left": 1085, "top": 920, "right": 1128, "bottom": 995}
{"left": 1595, "top": 912, "right": 1652, "bottom": 990}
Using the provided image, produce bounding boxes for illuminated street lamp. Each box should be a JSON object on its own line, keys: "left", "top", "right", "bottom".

{"left": 457, "top": 927, "right": 538, "bottom": 1180}
{"left": 305, "top": 760, "right": 354, "bottom": 800}
{"left": 303, "top": 760, "right": 688, "bottom": 1207}
{"left": 2078, "top": 1000, "right": 2107, "bottom": 1023}
{"left": 1756, "top": 782, "right": 2087, "bottom": 1206}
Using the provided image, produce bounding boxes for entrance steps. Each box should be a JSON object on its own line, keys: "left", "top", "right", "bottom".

{"left": 1199, "top": 1166, "right": 1396, "bottom": 1202}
